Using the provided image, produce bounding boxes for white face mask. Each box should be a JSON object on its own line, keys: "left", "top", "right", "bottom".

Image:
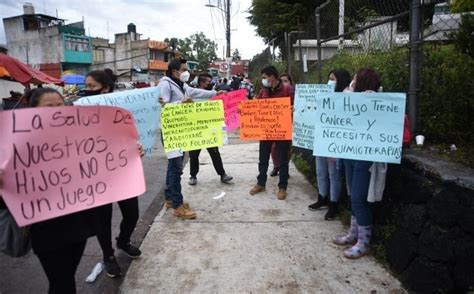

{"left": 179, "top": 70, "right": 190, "bottom": 82}
{"left": 262, "top": 78, "right": 271, "bottom": 87}
{"left": 327, "top": 80, "right": 336, "bottom": 87}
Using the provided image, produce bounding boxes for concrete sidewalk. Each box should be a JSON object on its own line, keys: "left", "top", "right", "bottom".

{"left": 120, "top": 142, "right": 403, "bottom": 293}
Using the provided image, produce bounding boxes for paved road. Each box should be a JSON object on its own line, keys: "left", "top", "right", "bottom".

{"left": 120, "top": 142, "right": 404, "bottom": 293}
{"left": 0, "top": 141, "right": 167, "bottom": 294}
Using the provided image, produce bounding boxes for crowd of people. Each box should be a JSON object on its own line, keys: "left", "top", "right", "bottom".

{"left": 0, "top": 57, "right": 411, "bottom": 293}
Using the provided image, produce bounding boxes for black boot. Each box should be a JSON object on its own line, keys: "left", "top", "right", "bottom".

{"left": 324, "top": 201, "right": 339, "bottom": 220}
{"left": 308, "top": 194, "right": 328, "bottom": 211}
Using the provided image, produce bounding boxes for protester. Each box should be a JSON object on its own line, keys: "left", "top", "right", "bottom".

{"left": 0, "top": 88, "right": 99, "bottom": 293}
{"left": 81, "top": 70, "right": 142, "bottom": 278}
{"left": 332, "top": 68, "right": 381, "bottom": 259}
{"left": 269, "top": 73, "right": 294, "bottom": 177}
{"left": 308, "top": 69, "right": 352, "bottom": 221}
{"left": 239, "top": 74, "right": 254, "bottom": 99}
{"left": 188, "top": 73, "right": 233, "bottom": 186}
{"left": 158, "top": 59, "right": 226, "bottom": 219}
{"left": 230, "top": 75, "right": 241, "bottom": 91}
{"left": 249, "top": 65, "right": 294, "bottom": 200}
{"left": 218, "top": 78, "right": 232, "bottom": 92}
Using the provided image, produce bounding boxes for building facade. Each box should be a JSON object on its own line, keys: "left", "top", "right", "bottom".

{"left": 2, "top": 3, "right": 92, "bottom": 78}
{"left": 91, "top": 24, "right": 172, "bottom": 83}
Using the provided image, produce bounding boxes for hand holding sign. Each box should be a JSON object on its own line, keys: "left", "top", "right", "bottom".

{"left": 0, "top": 106, "right": 146, "bottom": 227}
{"left": 211, "top": 89, "right": 247, "bottom": 131}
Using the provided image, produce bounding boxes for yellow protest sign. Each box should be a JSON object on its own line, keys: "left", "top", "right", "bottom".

{"left": 161, "top": 100, "right": 225, "bottom": 152}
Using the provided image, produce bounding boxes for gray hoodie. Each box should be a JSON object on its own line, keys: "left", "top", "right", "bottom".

{"left": 158, "top": 76, "right": 217, "bottom": 103}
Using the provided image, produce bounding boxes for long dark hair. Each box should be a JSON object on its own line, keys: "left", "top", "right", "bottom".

{"left": 86, "top": 70, "right": 114, "bottom": 93}
{"left": 26, "top": 88, "right": 63, "bottom": 107}
{"left": 354, "top": 68, "right": 381, "bottom": 92}
{"left": 280, "top": 73, "right": 294, "bottom": 86}
{"left": 329, "top": 69, "right": 351, "bottom": 92}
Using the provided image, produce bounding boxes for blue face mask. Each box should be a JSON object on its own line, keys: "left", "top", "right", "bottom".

{"left": 327, "top": 80, "right": 336, "bottom": 88}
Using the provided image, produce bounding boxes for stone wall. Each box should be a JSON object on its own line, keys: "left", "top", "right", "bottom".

{"left": 382, "top": 150, "right": 474, "bottom": 293}
{"left": 292, "top": 147, "right": 474, "bottom": 293}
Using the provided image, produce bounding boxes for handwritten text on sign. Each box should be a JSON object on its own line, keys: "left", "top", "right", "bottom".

{"left": 211, "top": 89, "right": 247, "bottom": 132}
{"left": 293, "top": 84, "right": 334, "bottom": 149}
{"left": 0, "top": 106, "right": 146, "bottom": 227}
{"left": 161, "top": 100, "right": 225, "bottom": 152}
{"left": 312, "top": 92, "right": 406, "bottom": 163}
{"left": 239, "top": 97, "right": 292, "bottom": 140}
{"left": 75, "top": 87, "right": 161, "bottom": 156}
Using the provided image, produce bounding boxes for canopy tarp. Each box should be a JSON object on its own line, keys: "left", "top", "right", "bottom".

{"left": 62, "top": 74, "right": 85, "bottom": 85}
{"left": 0, "top": 53, "right": 64, "bottom": 86}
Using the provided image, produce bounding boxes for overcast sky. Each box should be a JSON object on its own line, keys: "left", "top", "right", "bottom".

{"left": 0, "top": 0, "right": 266, "bottom": 59}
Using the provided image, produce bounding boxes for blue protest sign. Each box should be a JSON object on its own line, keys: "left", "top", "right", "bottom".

{"left": 293, "top": 84, "right": 334, "bottom": 149}
{"left": 312, "top": 92, "right": 406, "bottom": 163}
{"left": 75, "top": 87, "right": 161, "bottom": 156}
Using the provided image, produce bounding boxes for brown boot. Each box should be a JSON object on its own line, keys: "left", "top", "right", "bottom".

{"left": 277, "top": 188, "right": 287, "bottom": 200}
{"left": 165, "top": 200, "right": 189, "bottom": 210}
{"left": 249, "top": 185, "right": 265, "bottom": 195}
{"left": 173, "top": 205, "right": 197, "bottom": 219}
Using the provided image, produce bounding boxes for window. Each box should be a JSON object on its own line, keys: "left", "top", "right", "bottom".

{"left": 93, "top": 49, "right": 105, "bottom": 62}
{"left": 149, "top": 50, "right": 164, "bottom": 61}
{"left": 64, "top": 36, "right": 90, "bottom": 52}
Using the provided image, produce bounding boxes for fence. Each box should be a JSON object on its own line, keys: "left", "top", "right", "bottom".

{"left": 287, "top": 0, "right": 470, "bottom": 135}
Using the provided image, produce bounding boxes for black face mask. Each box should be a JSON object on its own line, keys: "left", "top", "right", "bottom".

{"left": 205, "top": 84, "right": 213, "bottom": 91}
{"left": 78, "top": 89, "right": 103, "bottom": 97}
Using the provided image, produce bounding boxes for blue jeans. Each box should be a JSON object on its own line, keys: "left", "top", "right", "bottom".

{"left": 165, "top": 156, "right": 184, "bottom": 209}
{"left": 315, "top": 156, "right": 342, "bottom": 202}
{"left": 257, "top": 140, "right": 291, "bottom": 189}
{"left": 344, "top": 159, "right": 372, "bottom": 226}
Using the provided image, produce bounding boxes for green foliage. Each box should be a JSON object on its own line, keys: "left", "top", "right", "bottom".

{"left": 166, "top": 32, "right": 218, "bottom": 72}
{"left": 451, "top": 0, "right": 474, "bottom": 12}
{"left": 452, "top": 14, "right": 474, "bottom": 57}
{"left": 419, "top": 45, "right": 474, "bottom": 146}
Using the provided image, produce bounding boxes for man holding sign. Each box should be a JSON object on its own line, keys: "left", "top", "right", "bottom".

{"left": 248, "top": 65, "right": 294, "bottom": 200}
{"left": 159, "top": 59, "right": 226, "bottom": 219}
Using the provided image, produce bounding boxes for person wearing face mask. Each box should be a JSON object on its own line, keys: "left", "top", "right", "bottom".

{"left": 269, "top": 73, "right": 294, "bottom": 177}
{"left": 249, "top": 66, "right": 294, "bottom": 200}
{"left": 308, "top": 69, "right": 351, "bottom": 221}
{"left": 78, "top": 70, "right": 143, "bottom": 278}
{"left": 158, "top": 59, "right": 226, "bottom": 219}
{"left": 188, "top": 73, "right": 233, "bottom": 186}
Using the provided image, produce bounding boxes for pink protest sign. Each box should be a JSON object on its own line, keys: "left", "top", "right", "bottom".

{"left": 0, "top": 106, "right": 146, "bottom": 227}
{"left": 211, "top": 89, "right": 247, "bottom": 131}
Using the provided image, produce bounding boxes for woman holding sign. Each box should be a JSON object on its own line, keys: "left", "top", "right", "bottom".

{"left": 308, "top": 69, "right": 351, "bottom": 220}
{"left": 0, "top": 88, "right": 101, "bottom": 293}
{"left": 80, "top": 70, "right": 142, "bottom": 278}
{"left": 332, "top": 68, "right": 381, "bottom": 259}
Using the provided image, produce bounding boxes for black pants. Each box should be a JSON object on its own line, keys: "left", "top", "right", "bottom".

{"left": 189, "top": 147, "right": 225, "bottom": 177}
{"left": 96, "top": 197, "right": 139, "bottom": 258}
{"left": 36, "top": 240, "right": 87, "bottom": 294}
{"left": 257, "top": 140, "right": 291, "bottom": 189}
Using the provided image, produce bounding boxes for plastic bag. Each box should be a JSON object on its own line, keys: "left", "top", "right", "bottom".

{"left": 0, "top": 209, "right": 31, "bottom": 257}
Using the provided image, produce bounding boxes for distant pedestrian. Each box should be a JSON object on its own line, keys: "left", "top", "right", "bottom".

{"left": 158, "top": 59, "right": 226, "bottom": 219}
{"left": 188, "top": 73, "right": 233, "bottom": 186}
{"left": 249, "top": 65, "right": 294, "bottom": 200}
{"left": 239, "top": 74, "right": 254, "bottom": 99}
{"left": 218, "top": 78, "right": 231, "bottom": 92}
{"left": 308, "top": 69, "right": 351, "bottom": 221}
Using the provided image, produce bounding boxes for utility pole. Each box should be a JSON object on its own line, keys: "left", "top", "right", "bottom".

{"left": 408, "top": 0, "right": 421, "bottom": 133}
{"left": 338, "top": 0, "right": 345, "bottom": 50}
{"left": 225, "top": 0, "right": 231, "bottom": 58}
{"left": 315, "top": 0, "right": 331, "bottom": 83}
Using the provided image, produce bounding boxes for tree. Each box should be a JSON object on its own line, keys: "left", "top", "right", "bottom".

{"left": 232, "top": 49, "right": 242, "bottom": 61}
{"left": 165, "top": 32, "right": 218, "bottom": 71}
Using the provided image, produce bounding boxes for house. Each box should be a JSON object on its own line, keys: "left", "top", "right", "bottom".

{"left": 2, "top": 3, "right": 92, "bottom": 78}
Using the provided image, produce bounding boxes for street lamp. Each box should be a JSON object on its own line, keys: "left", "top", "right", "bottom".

{"left": 205, "top": 0, "right": 231, "bottom": 59}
